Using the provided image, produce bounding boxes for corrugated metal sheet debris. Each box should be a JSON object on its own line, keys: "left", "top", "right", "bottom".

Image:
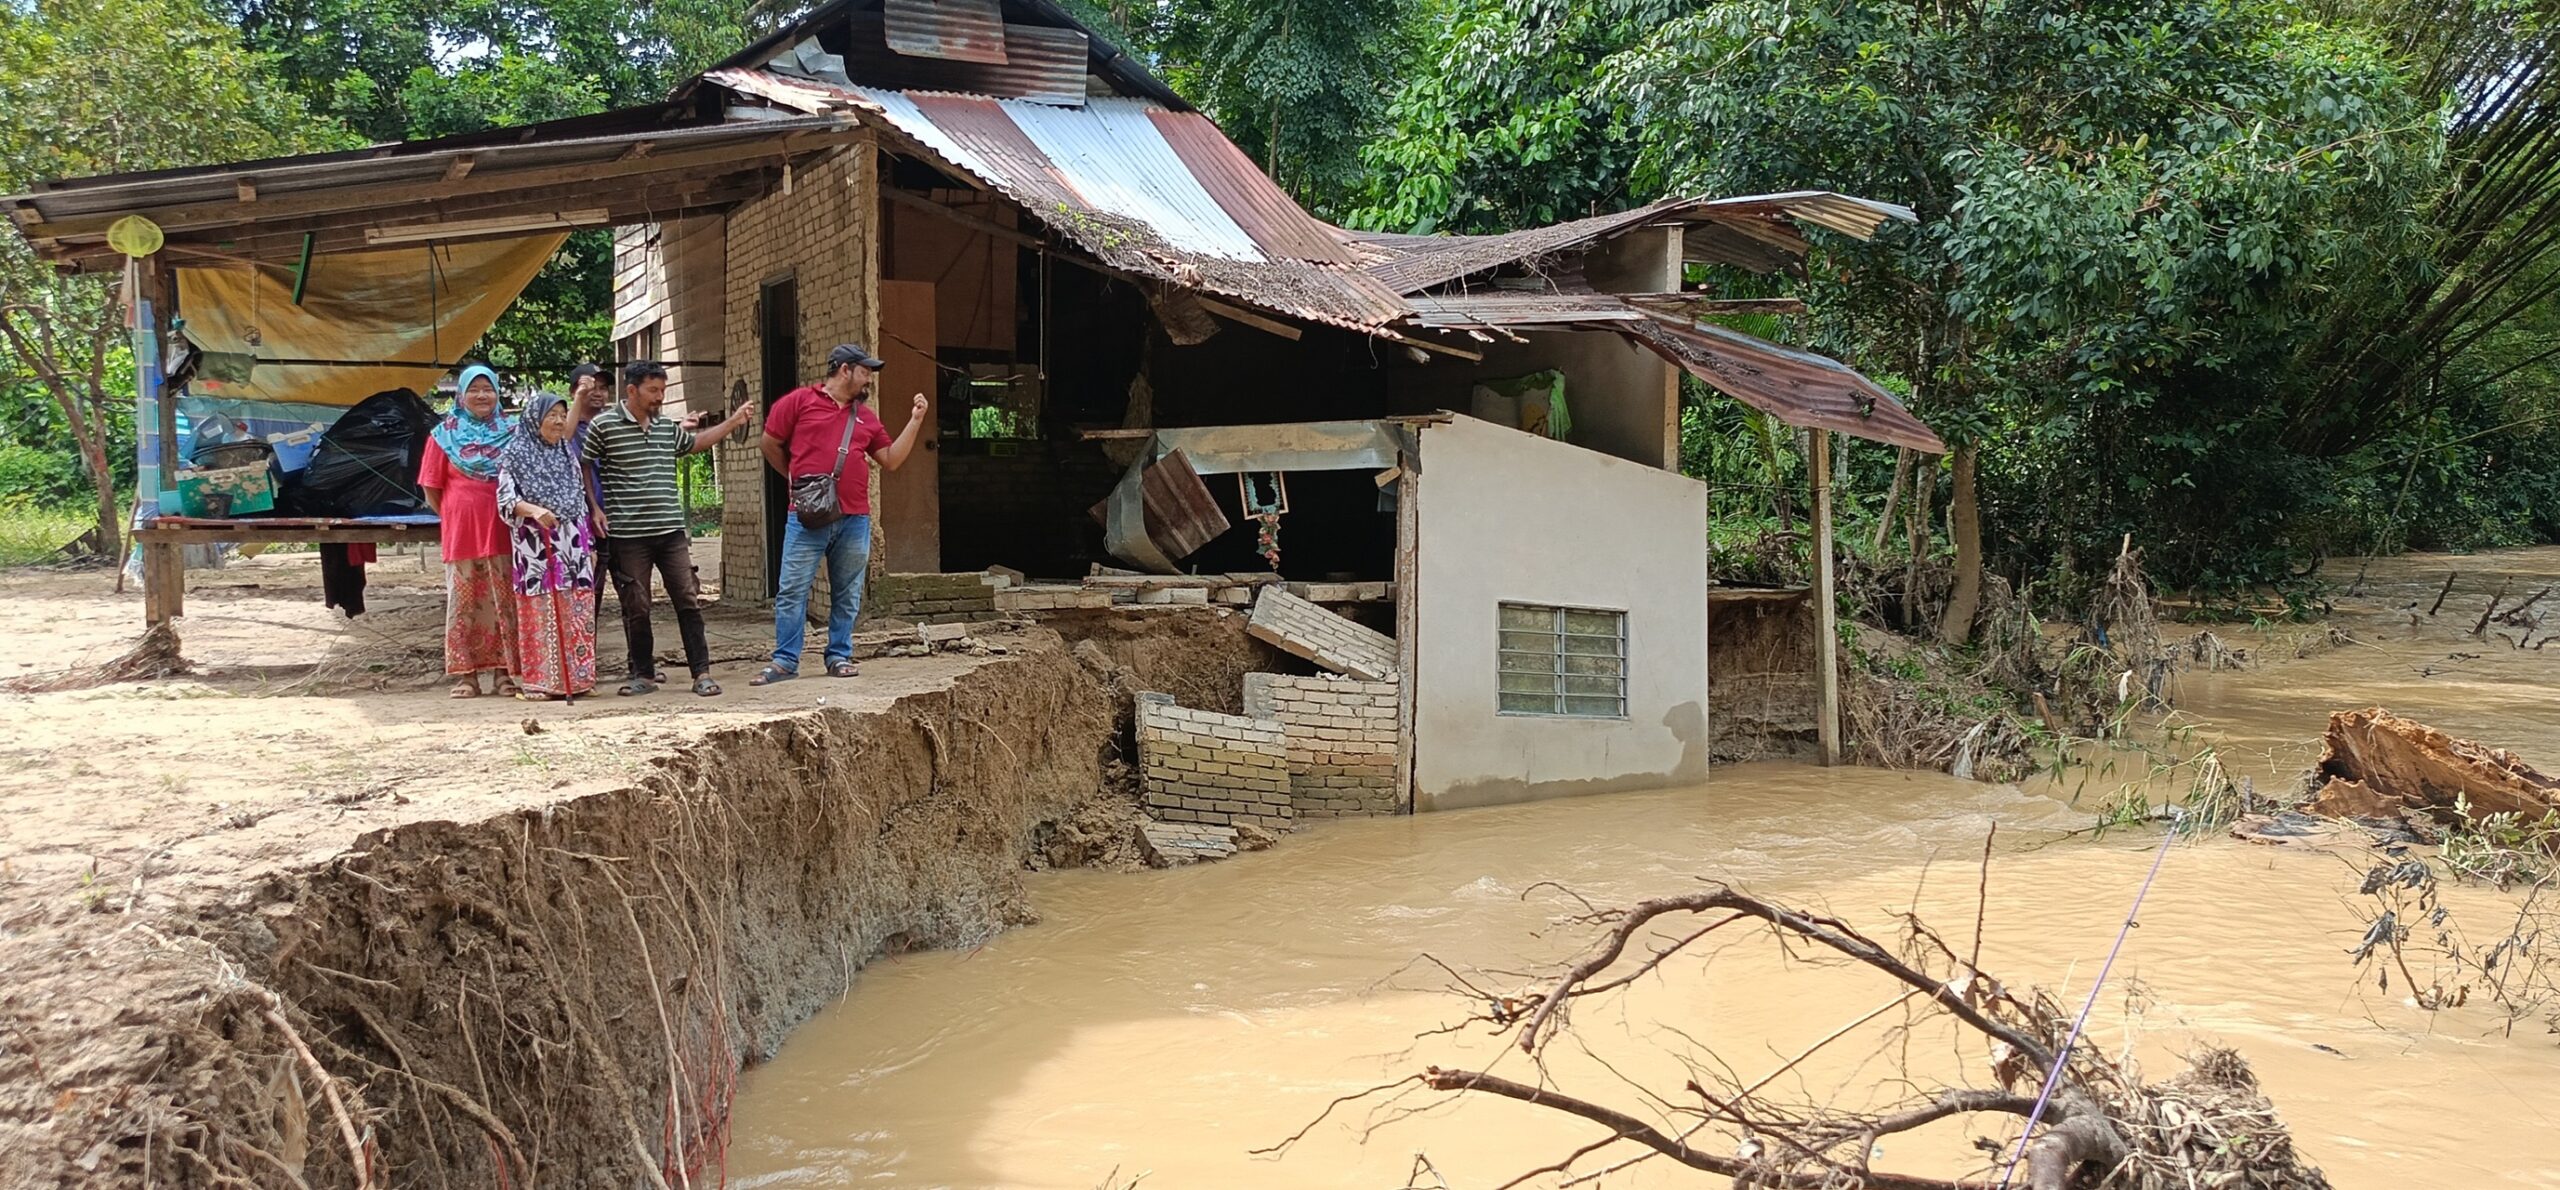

{"left": 1621, "top": 314, "right": 1944, "bottom": 453}
{"left": 882, "top": 0, "right": 1009, "bottom": 63}
{"left": 844, "top": 12, "right": 1089, "bottom": 106}
{"left": 1406, "top": 291, "right": 1644, "bottom": 328}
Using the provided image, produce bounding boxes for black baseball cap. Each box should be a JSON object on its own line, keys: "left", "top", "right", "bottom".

{"left": 828, "top": 343, "right": 885, "bottom": 371}
{"left": 568, "top": 362, "right": 604, "bottom": 387}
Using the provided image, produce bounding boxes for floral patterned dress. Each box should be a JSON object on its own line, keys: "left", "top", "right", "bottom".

{"left": 497, "top": 480, "right": 599, "bottom": 697}
{"left": 420, "top": 436, "right": 518, "bottom": 677}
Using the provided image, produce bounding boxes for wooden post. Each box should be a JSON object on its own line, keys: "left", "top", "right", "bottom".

{"left": 143, "top": 253, "right": 177, "bottom": 498}
{"left": 143, "top": 535, "right": 184, "bottom": 626}
{"left": 1810, "top": 429, "right": 1841, "bottom": 766}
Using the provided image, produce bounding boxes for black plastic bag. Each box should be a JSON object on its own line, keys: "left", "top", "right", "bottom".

{"left": 283, "top": 388, "right": 434, "bottom": 518}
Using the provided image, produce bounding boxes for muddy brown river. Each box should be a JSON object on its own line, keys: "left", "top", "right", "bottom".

{"left": 729, "top": 551, "right": 2560, "bottom": 1189}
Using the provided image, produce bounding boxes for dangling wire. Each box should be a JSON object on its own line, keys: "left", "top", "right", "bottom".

{"left": 1995, "top": 814, "right": 2182, "bottom": 1187}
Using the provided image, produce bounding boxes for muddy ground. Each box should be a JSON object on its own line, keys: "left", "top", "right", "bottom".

{"left": 0, "top": 549, "right": 1271, "bottom": 1188}
{"left": 7, "top": 544, "right": 2558, "bottom": 1188}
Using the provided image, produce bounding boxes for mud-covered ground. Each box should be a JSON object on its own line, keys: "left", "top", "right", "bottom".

{"left": 0, "top": 550, "right": 1236, "bottom": 1187}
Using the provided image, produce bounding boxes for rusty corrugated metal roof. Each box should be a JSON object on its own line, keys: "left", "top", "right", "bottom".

{"left": 1146, "top": 109, "right": 1361, "bottom": 266}
{"left": 1622, "top": 313, "right": 1944, "bottom": 453}
{"left": 840, "top": 11, "right": 1091, "bottom": 106}
{"left": 707, "top": 70, "right": 1410, "bottom": 330}
{"left": 882, "top": 0, "right": 1009, "bottom": 64}
{"left": 1348, "top": 192, "right": 1916, "bottom": 294}
{"left": 1406, "top": 291, "right": 1643, "bottom": 328}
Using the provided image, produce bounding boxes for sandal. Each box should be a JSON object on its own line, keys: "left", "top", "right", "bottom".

{"left": 749, "top": 666, "right": 796, "bottom": 686}
{"left": 692, "top": 676, "right": 722, "bottom": 697}
{"left": 494, "top": 677, "right": 520, "bottom": 697}
{"left": 449, "top": 680, "right": 481, "bottom": 699}
{"left": 618, "top": 679, "right": 658, "bottom": 697}
{"left": 828, "top": 660, "right": 859, "bottom": 678}
{"left": 518, "top": 691, "right": 558, "bottom": 702}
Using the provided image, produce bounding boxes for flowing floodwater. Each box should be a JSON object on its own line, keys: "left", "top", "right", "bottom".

{"left": 730, "top": 549, "right": 2560, "bottom": 1189}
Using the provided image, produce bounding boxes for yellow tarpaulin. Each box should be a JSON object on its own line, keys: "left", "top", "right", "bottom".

{"left": 178, "top": 234, "right": 568, "bottom": 408}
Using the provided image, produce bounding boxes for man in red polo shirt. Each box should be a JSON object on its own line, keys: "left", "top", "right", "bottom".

{"left": 750, "top": 343, "right": 929, "bottom": 683}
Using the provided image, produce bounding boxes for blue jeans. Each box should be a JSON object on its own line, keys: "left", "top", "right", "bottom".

{"left": 772, "top": 512, "right": 871, "bottom": 673}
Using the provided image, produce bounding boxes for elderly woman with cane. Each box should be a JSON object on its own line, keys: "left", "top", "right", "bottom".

{"left": 496, "top": 392, "right": 600, "bottom": 701}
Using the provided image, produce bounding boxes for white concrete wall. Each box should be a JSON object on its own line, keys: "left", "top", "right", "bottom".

{"left": 1411, "top": 414, "right": 1711, "bottom": 810}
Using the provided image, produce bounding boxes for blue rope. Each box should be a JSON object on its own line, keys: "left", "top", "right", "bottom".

{"left": 1995, "top": 814, "right": 2181, "bottom": 1188}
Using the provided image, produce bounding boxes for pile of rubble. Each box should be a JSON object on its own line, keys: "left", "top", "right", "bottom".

{"left": 1131, "top": 587, "right": 1404, "bottom": 866}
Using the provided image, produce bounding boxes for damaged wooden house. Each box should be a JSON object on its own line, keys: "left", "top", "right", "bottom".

{"left": 3, "top": 0, "right": 1942, "bottom": 817}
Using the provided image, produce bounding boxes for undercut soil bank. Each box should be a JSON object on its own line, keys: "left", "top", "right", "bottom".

{"left": 0, "top": 558, "right": 1138, "bottom": 1188}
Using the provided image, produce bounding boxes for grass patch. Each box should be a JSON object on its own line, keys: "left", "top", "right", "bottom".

{"left": 0, "top": 505, "right": 92, "bottom": 568}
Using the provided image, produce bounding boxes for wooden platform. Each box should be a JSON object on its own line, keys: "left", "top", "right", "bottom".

{"left": 135, "top": 517, "right": 442, "bottom": 626}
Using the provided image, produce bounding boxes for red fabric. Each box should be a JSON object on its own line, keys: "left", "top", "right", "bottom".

{"left": 346, "top": 544, "right": 378, "bottom": 565}
{"left": 765, "top": 385, "right": 894, "bottom": 515}
{"left": 418, "top": 437, "right": 506, "bottom": 561}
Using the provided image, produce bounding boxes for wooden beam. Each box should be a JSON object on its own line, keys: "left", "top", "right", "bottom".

{"left": 1379, "top": 327, "right": 1485, "bottom": 363}
{"left": 443, "top": 154, "right": 477, "bottom": 182}
{"left": 1196, "top": 297, "right": 1303, "bottom": 340}
{"left": 235, "top": 179, "right": 257, "bottom": 203}
{"left": 881, "top": 184, "right": 1043, "bottom": 251}
{"left": 28, "top": 125, "right": 860, "bottom": 241}
{"left": 1810, "top": 428, "right": 1841, "bottom": 766}
{"left": 617, "top": 140, "right": 656, "bottom": 161}
{"left": 1624, "top": 294, "right": 1809, "bottom": 317}
{"left": 104, "top": 176, "right": 774, "bottom": 265}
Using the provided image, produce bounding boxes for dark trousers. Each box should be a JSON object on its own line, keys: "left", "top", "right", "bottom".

{"left": 607, "top": 530, "right": 711, "bottom": 680}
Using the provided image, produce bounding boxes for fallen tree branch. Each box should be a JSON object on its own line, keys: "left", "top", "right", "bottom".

{"left": 1515, "top": 885, "right": 2055, "bottom": 1073}
{"left": 1424, "top": 1067, "right": 1995, "bottom": 1190}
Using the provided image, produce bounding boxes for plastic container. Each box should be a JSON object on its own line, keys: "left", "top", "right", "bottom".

{"left": 268, "top": 427, "right": 323, "bottom": 474}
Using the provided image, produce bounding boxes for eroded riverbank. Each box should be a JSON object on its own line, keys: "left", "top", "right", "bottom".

{"left": 726, "top": 548, "right": 2560, "bottom": 1190}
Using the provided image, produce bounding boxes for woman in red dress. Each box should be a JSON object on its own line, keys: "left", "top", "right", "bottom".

{"left": 418, "top": 364, "right": 519, "bottom": 697}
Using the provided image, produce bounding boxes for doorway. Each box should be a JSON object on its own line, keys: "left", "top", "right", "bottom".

{"left": 758, "top": 277, "right": 798, "bottom": 598}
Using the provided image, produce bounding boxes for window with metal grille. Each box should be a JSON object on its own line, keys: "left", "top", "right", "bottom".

{"left": 1498, "top": 603, "right": 1628, "bottom": 718}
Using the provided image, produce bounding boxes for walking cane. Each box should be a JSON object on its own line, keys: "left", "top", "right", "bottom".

{"left": 542, "top": 526, "right": 577, "bottom": 706}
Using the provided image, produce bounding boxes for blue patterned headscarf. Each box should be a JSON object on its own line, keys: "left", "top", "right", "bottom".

{"left": 431, "top": 363, "right": 511, "bottom": 481}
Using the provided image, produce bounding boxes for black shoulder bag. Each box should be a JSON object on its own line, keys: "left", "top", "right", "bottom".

{"left": 788, "top": 411, "right": 858, "bottom": 530}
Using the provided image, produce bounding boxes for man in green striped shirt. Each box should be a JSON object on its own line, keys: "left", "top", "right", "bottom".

{"left": 582, "top": 360, "right": 757, "bottom": 696}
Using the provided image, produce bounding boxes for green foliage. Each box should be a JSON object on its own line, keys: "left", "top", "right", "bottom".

{"left": 226, "top": 1, "right": 775, "bottom": 373}
{"left": 1350, "top": 0, "right": 1679, "bottom": 231}
{"left": 1373, "top": 0, "right": 2477, "bottom": 594}
{"left": 1067, "top": 0, "right": 1418, "bottom": 217}
{"left": 0, "top": 504, "right": 93, "bottom": 566}
{"left": 0, "top": 0, "right": 349, "bottom": 544}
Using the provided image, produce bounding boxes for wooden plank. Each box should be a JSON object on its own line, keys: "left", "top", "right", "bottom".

{"left": 1140, "top": 448, "right": 1229, "bottom": 560}
{"left": 1810, "top": 429, "right": 1841, "bottom": 766}
{"left": 1392, "top": 463, "right": 1418, "bottom": 813}
{"left": 33, "top": 128, "right": 860, "bottom": 241}
{"left": 1196, "top": 297, "right": 1303, "bottom": 340}
{"left": 142, "top": 541, "right": 184, "bottom": 626}
{"left": 877, "top": 278, "right": 940, "bottom": 572}
{"left": 443, "top": 155, "right": 477, "bottom": 182}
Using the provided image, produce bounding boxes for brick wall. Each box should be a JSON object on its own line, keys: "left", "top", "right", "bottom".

{"left": 869, "top": 572, "right": 1000, "bottom": 624}
{"left": 714, "top": 140, "right": 879, "bottom": 604}
{"left": 1244, "top": 672, "right": 1404, "bottom": 817}
{"left": 1136, "top": 696, "right": 1293, "bottom": 831}
{"left": 1246, "top": 586, "right": 1399, "bottom": 680}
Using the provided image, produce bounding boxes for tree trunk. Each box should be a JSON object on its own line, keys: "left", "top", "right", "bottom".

{"left": 1903, "top": 453, "right": 1934, "bottom": 627}
{"left": 1872, "top": 447, "right": 1911, "bottom": 555}
{"left": 77, "top": 432, "right": 120, "bottom": 559}
{"left": 1937, "top": 445, "right": 1982, "bottom": 645}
